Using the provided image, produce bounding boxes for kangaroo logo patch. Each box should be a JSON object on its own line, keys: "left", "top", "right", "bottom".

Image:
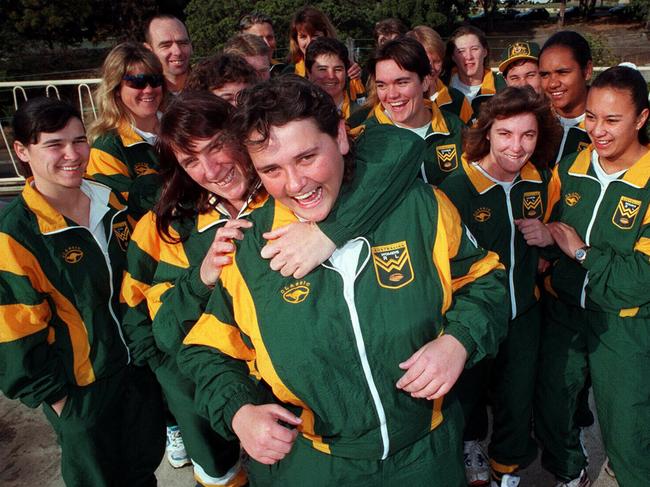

{"left": 62, "top": 246, "right": 83, "bottom": 264}
{"left": 565, "top": 192, "right": 581, "bottom": 207}
{"left": 612, "top": 196, "right": 642, "bottom": 230}
{"left": 112, "top": 221, "right": 131, "bottom": 251}
{"left": 281, "top": 281, "right": 310, "bottom": 304}
{"left": 436, "top": 144, "right": 459, "bottom": 172}
{"left": 473, "top": 207, "right": 492, "bottom": 222}
{"left": 371, "top": 241, "right": 414, "bottom": 289}
{"left": 522, "top": 191, "right": 543, "bottom": 219}
{"left": 510, "top": 42, "right": 531, "bottom": 57}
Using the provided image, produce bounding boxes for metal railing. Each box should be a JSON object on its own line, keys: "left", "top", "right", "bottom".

{"left": 0, "top": 78, "right": 100, "bottom": 196}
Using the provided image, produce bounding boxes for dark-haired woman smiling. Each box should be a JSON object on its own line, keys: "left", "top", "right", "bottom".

{"left": 536, "top": 66, "right": 650, "bottom": 487}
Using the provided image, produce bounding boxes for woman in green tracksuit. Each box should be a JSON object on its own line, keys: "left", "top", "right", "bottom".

{"left": 538, "top": 31, "right": 593, "bottom": 166}
{"left": 535, "top": 66, "right": 650, "bottom": 487}
{"left": 178, "top": 76, "right": 509, "bottom": 486}
{"left": 439, "top": 87, "right": 561, "bottom": 487}
{"left": 121, "top": 90, "right": 431, "bottom": 485}
{"left": 0, "top": 98, "right": 164, "bottom": 486}
{"left": 350, "top": 37, "right": 465, "bottom": 186}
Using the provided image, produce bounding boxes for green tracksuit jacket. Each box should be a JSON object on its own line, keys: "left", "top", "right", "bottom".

{"left": 449, "top": 69, "right": 507, "bottom": 124}
{"left": 0, "top": 179, "right": 130, "bottom": 408}
{"left": 440, "top": 159, "right": 548, "bottom": 319}
{"left": 360, "top": 101, "right": 465, "bottom": 186}
{"left": 545, "top": 146, "right": 650, "bottom": 316}
{"left": 87, "top": 122, "right": 160, "bottom": 221}
{"left": 554, "top": 116, "right": 590, "bottom": 166}
{"left": 179, "top": 180, "right": 508, "bottom": 460}
{"left": 432, "top": 78, "right": 474, "bottom": 125}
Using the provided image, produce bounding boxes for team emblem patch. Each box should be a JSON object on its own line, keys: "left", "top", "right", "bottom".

{"left": 565, "top": 192, "right": 581, "bottom": 207}
{"left": 577, "top": 141, "right": 589, "bottom": 152}
{"left": 112, "top": 221, "right": 131, "bottom": 251}
{"left": 281, "top": 280, "right": 310, "bottom": 304}
{"left": 510, "top": 42, "right": 531, "bottom": 57}
{"left": 612, "top": 196, "right": 642, "bottom": 230}
{"left": 134, "top": 162, "right": 151, "bottom": 176}
{"left": 473, "top": 207, "right": 492, "bottom": 222}
{"left": 62, "top": 246, "right": 83, "bottom": 264}
{"left": 371, "top": 241, "right": 414, "bottom": 289}
{"left": 522, "top": 191, "right": 543, "bottom": 219}
{"left": 436, "top": 144, "right": 459, "bottom": 172}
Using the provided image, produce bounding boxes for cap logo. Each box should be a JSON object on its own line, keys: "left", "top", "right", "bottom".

{"left": 510, "top": 42, "right": 530, "bottom": 57}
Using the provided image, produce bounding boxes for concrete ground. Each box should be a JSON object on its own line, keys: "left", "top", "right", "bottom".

{"left": 0, "top": 390, "right": 618, "bottom": 486}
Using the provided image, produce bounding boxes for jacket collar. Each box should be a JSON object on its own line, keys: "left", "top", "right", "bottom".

{"left": 23, "top": 178, "right": 116, "bottom": 234}
{"left": 117, "top": 121, "right": 146, "bottom": 147}
{"left": 295, "top": 59, "right": 306, "bottom": 77}
{"left": 569, "top": 144, "right": 650, "bottom": 188}
{"left": 451, "top": 68, "right": 496, "bottom": 96}
{"left": 433, "top": 78, "right": 452, "bottom": 107}
{"left": 372, "top": 99, "right": 449, "bottom": 135}
{"left": 341, "top": 91, "right": 351, "bottom": 120}
{"left": 197, "top": 191, "right": 269, "bottom": 233}
{"left": 464, "top": 158, "right": 543, "bottom": 195}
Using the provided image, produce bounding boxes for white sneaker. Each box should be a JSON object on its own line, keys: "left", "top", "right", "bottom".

{"left": 166, "top": 425, "right": 191, "bottom": 468}
{"left": 491, "top": 473, "right": 520, "bottom": 487}
{"left": 554, "top": 469, "right": 591, "bottom": 487}
{"left": 464, "top": 440, "right": 490, "bottom": 486}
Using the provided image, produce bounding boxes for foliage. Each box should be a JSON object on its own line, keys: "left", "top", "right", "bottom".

{"left": 184, "top": 0, "right": 469, "bottom": 58}
{"left": 583, "top": 33, "right": 619, "bottom": 67}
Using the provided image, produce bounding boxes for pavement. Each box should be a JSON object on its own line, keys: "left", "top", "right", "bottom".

{"left": 0, "top": 390, "right": 618, "bottom": 486}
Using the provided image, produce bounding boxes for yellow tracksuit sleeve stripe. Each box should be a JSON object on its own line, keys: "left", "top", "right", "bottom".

{"left": 545, "top": 165, "right": 562, "bottom": 223}
{"left": 146, "top": 282, "right": 174, "bottom": 319}
{"left": 0, "top": 302, "right": 52, "bottom": 342}
{"left": 0, "top": 233, "right": 95, "bottom": 385}
{"left": 87, "top": 148, "right": 130, "bottom": 177}
{"left": 220, "top": 256, "right": 331, "bottom": 452}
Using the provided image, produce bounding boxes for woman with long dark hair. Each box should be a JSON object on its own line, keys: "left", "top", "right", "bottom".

{"left": 535, "top": 65, "right": 650, "bottom": 487}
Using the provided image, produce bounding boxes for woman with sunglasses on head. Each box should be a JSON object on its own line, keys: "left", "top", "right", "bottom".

{"left": 535, "top": 66, "right": 650, "bottom": 487}
{"left": 406, "top": 26, "right": 473, "bottom": 125}
{"left": 87, "top": 42, "right": 165, "bottom": 221}
{"left": 0, "top": 97, "right": 164, "bottom": 487}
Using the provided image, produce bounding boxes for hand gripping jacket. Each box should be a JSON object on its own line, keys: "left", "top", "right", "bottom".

{"left": 179, "top": 181, "right": 508, "bottom": 460}
{"left": 545, "top": 145, "right": 650, "bottom": 317}
{"left": 0, "top": 180, "right": 131, "bottom": 408}
{"left": 87, "top": 122, "right": 160, "bottom": 221}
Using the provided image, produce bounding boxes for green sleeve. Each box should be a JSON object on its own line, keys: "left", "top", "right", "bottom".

{"left": 433, "top": 190, "right": 509, "bottom": 368}
{"left": 0, "top": 252, "right": 69, "bottom": 408}
{"left": 582, "top": 225, "right": 650, "bottom": 310}
{"left": 151, "top": 265, "right": 212, "bottom": 356}
{"left": 177, "top": 283, "right": 265, "bottom": 439}
{"left": 317, "top": 125, "right": 426, "bottom": 246}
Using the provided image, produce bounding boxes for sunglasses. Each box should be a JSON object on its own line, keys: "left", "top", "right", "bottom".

{"left": 122, "top": 74, "right": 165, "bottom": 89}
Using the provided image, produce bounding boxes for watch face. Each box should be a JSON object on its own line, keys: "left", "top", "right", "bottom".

{"left": 575, "top": 248, "right": 587, "bottom": 262}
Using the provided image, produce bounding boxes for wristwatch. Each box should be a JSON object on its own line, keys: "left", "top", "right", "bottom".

{"left": 575, "top": 246, "right": 590, "bottom": 264}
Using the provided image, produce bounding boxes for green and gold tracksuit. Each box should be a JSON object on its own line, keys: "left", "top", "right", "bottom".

{"left": 87, "top": 122, "right": 160, "bottom": 221}
{"left": 449, "top": 68, "right": 507, "bottom": 124}
{"left": 123, "top": 207, "right": 250, "bottom": 487}
{"left": 554, "top": 115, "right": 590, "bottom": 166}
{"left": 440, "top": 159, "right": 548, "bottom": 478}
{"left": 178, "top": 176, "right": 509, "bottom": 486}
{"left": 535, "top": 146, "right": 650, "bottom": 486}
{"left": 360, "top": 100, "right": 465, "bottom": 186}
{"left": 122, "top": 125, "right": 428, "bottom": 485}
{"left": 432, "top": 78, "right": 474, "bottom": 125}
{"left": 0, "top": 179, "right": 164, "bottom": 487}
